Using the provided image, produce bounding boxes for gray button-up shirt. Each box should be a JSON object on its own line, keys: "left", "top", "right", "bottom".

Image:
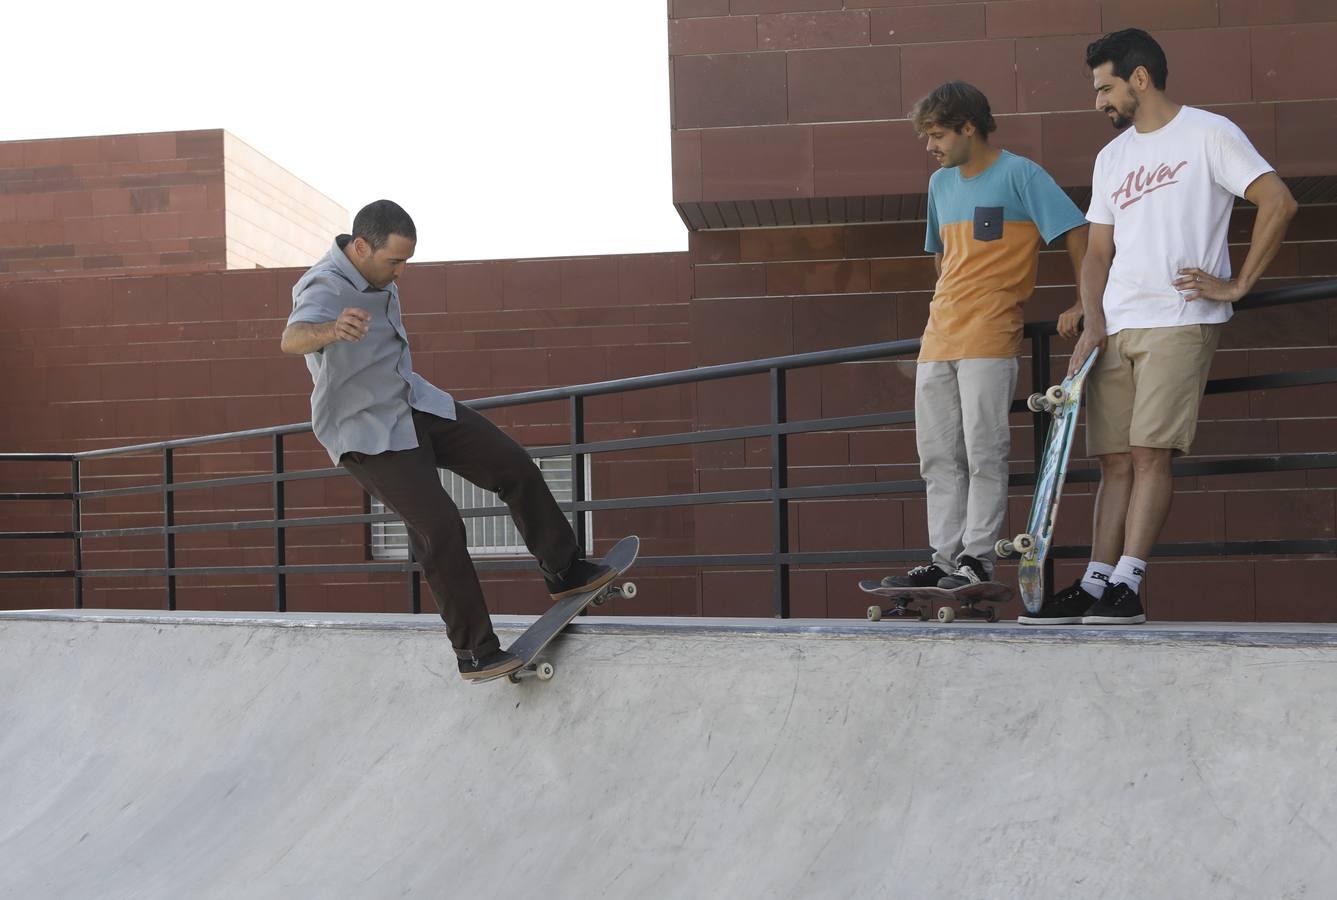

{"left": 288, "top": 236, "right": 456, "bottom": 464}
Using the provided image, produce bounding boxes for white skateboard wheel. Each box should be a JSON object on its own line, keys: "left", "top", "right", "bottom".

{"left": 938, "top": 607, "right": 956, "bottom": 623}
{"left": 995, "top": 538, "right": 1014, "bottom": 558}
{"left": 536, "top": 662, "right": 555, "bottom": 681}
{"left": 867, "top": 605, "right": 882, "bottom": 622}
{"left": 1026, "top": 393, "right": 1047, "bottom": 413}
{"left": 1014, "top": 533, "right": 1036, "bottom": 554}
{"left": 621, "top": 581, "right": 637, "bottom": 599}
{"left": 1046, "top": 385, "right": 1066, "bottom": 406}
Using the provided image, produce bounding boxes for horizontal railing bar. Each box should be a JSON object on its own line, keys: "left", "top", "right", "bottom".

{"left": 0, "top": 570, "right": 75, "bottom": 578}
{"left": 0, "top": 531, "right": 75, "bottom": 540}
{"left": 0, "top": 492, "right": 74, "bottom": 501}
{"left": 75, "top": 467, "right": 344, "bottom": 501}
{"left": 1205, "top": 368, "right": 1337, "bottom": 395}
{"left": 0, "top": 453, "right": 76, "bottom": 462}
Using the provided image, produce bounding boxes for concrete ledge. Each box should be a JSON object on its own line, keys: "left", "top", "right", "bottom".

{"left": 5, "top": 608, "right": 1337, "bottom": 648}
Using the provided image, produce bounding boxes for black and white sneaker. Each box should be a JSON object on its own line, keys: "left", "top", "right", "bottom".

{"left": 1081, "top": 582, "right": 1146, "bottom": 625}
{"left": 881, "top": 562, "right": 950, "bottom": 589}
{"left": 458, "top": 649, "right": 523, "bottom": 683}
{"left": 1018, "top": 580, "right": 1096, "bottom": 625}
{"left": 937, "top": 555, "right": 988, "bottom": 589}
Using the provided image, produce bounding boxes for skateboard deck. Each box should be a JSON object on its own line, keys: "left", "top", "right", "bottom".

{"left": 484, "top": 534, "right": 639, "bottom": 684}
{"left": 859, "top": 579, "right": 1014, "bottom": 623}
{"left": 997, "top": 349, "right": 1100, "bottom": 613}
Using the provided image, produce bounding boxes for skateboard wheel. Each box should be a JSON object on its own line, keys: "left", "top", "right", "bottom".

{"left": 937, "top": 607, "right": 956, "bottom": 624}
{"left": 591, "top": 593, "right": 607, "bottom": 607}
{"left": 1014, "top": 533, "right": 1036, "bottom": 554}
{"left": 995, "top": 538, "right": 1014, "bottom": 558}
{"left": 536, "top": 662, "right": 555, "bottom": 681}
{"left": 1026, "top": 393, "right": 1047, "bottom": 413}
{"left": 507, "top": 672, "right": 523, "bottom": 684}
{"left": 621, "top": 581, "right": 637, "bottom": 599}
{"left": 867, "top": 605, "right": 882, "bottom": 622}
{"left": 1046, "top": 385, "right": 1066, "bottom": 406}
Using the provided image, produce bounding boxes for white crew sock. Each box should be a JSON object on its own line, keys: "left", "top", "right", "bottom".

{"left": 1110, "top": 556, "right": 1147, "bottom": 594}
{"left": 1081, "top": 561, "right": 1114, "bottom": 598}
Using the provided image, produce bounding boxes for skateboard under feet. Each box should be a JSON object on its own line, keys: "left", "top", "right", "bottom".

{"left": 859, "top": 580, "right": 1013, "bottom": 623}
{"left": 486, "top": 534, "right": 640, "bottom": 685}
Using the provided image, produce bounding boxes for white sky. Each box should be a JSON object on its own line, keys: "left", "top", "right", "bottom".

{"left": 3, "top": 1, "right": 687, "bottom": 264}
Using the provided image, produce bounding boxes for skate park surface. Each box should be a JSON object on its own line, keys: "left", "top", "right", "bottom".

{"left": 3, "top": 608, "right": 1336, "bottom": 899}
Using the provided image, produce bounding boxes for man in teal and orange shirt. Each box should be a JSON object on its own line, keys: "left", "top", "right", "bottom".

{"left": 882, "top": 81, "right": 1089, "bottom": 591}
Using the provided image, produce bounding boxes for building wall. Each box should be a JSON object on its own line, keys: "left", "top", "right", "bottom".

{"left": 668, "top": 1, "right": 1337, "bottom": 215}
{"left": 0, "top": 129, "right": 347, "bottom": 280}
{"left": 0, "top": 131, "right": 227, "bottom": 280}
{"left": 223, "top": 133, "right": 349, "bottom": 269}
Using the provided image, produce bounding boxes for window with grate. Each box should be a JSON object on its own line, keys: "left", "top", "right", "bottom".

{"left": 369, "top": 454, "right": 590, "bottom": 560}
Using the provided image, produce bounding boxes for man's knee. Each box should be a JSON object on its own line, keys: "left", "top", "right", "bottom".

{"left": 1129, "top": 445, "right": 1173, "bottom": 474}
{"left": 1098, "top": 452, "right": 1133, "bottom": 479}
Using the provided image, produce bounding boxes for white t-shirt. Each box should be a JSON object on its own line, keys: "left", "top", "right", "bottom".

{"left": 1087, "top": 105, "right": 1274, "bottom": 335}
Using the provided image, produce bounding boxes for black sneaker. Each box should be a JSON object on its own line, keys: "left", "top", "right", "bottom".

{"left": 544, "top": 557, "right": 616, "bottom": 601}
{"left": 1081, "top": 582, "right": 1146, "bottom": 625}
{"left": 937, "top": 555, "right": 988, "bottom": 589}
{"left": 1018, "top": 580, "right": 1096, "bottom": 625}
{"left": 458, "top": 649, "right": 523, "bottom": 683}
{"left": 880, "top": 562, "right": 950, "bottom": 589}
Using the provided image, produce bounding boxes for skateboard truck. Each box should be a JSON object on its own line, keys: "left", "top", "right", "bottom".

{"left": 506, "top": 578, "right": 638, "bottom": 683}
{"left": 994, "top": 533, "right": 1036, "bottom": 559}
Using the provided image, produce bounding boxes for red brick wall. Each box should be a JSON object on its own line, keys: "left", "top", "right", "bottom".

{"left": 669, "top": 2, "right": 1337, "bottom": 209}
{"left": 0, "top": 131, "right": 227, "bottom": 280}
{"left": 0, "top": 254, "right": 695, "bottom": 616}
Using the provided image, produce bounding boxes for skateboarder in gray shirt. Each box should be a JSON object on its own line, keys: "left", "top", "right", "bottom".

{"left": 281, "top": 200, "right": 615, "bottom": 682}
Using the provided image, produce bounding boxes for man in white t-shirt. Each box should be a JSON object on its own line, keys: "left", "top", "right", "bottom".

{"left": 1020, "top": 28, "right": 1297, "bottom": 626}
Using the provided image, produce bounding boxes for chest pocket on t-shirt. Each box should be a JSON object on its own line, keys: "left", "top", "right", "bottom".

{"left": 973, "top": 206, "right": 1004, "bottom": 242}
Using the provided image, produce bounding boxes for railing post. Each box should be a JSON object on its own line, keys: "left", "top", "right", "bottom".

{"left": 273, "top": 434, "right": 287, "bottom": 612}
{"left": 71, "top": 458, "right": 82, "bottom": 609}
{"left": 408, "top": 542, "right": 421, "bottom": 615}
{"left": 163, "top": 447, "right": 176, "bottom": 611}
{"left": 770, "top": 367, "right": 790, "bottom": 618}
{"left": 1030, "top": 331, "right": 1055, "bottom": 593}
{"left": 571, "top": 395, "right": 587, "bottom": 554}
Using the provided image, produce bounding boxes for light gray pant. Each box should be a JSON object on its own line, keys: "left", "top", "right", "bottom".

{"left": 914, "top": 358, "right": 1019, "bottom": 573}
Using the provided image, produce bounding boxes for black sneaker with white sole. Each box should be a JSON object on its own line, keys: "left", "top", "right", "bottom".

{"left": 458, "top": 649, "right": 524, "bottom": 683}
{"left": 1018, "top": 580, "right": 1096, "bottom": 625}
{"left": 880, "top": 562, "right": 950, "bottom": 589}
{"left": 1081, "top": 582, "right": 1146, "bottom": 625}
{"left": 937, "top": 555, "right": 988, "bottom": 589}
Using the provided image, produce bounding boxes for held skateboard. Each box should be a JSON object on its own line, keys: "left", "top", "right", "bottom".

{"left": 995, "top": 348, "right": 1100, "bottom": 612}
{"left": 859, "top": 580, "right": 1014, "bottom": 623}
{"left": 489, "top": 534, "right": 639, "bottom": 685}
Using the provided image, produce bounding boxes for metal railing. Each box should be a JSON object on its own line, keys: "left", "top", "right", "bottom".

{"left": 3, "top": 278, "right": 1336, "bottom": 616}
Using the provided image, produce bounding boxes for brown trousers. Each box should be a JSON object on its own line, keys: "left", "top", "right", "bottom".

{"left": 341, "top": 406, "right": 580, "bottom": 659}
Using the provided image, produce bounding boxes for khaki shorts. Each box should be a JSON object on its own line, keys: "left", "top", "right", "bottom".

{"left": 1086, "top": 323, "right": 1222, "bottom": 457}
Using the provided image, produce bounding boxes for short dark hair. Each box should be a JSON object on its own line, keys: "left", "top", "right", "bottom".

{"left": 351, "top": 199, "right": 416, "bottom": 250}
{"left": 910, "top": 81, "right": 997, "bottom": 139}
{"left": 1085, "top": 28, "right": 1168, "bottom": 90}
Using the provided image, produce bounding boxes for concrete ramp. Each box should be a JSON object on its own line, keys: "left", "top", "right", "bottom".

{"left": 2, "top": 610, "right": 1336, "bottom": 899}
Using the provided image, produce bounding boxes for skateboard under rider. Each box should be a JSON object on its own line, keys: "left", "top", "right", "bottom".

{"left": 859, "top": 580, "right": 1014, "bottom": 623}
{"left": 478, "top": 534, "right": 639, "bottom": 685}
{"left": 995, "top": 348, "right": 1100, "bottom": 612}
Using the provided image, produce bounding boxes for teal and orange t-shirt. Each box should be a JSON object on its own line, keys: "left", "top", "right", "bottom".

{"left": 921, "top": 150, "right": 1086, "bottom": 361}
